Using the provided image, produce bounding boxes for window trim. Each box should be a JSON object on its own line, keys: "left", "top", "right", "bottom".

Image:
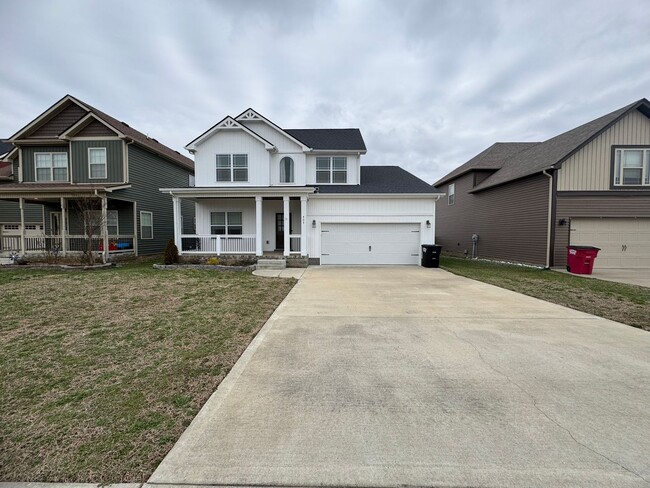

{"left": 34, "top": 152, "right": 69, "bottom": 182}
{"left": 88, "top": 147, "right": 108, "bottom": 179}
{"left": 280, "top": 156, "right": 295, "bottom": 184}
{"left": 610, "top": 145, "right": 650, "bottom": 189}
{"left": 210, "top": 211, "right": 243, "bottom": 235}
{"left": 140, "top": 211, "right": 153, "bottom": 240}
{"left": 448, "top": 183, "right": 455, "bottom": 205}
{"left": 216, "top": 154, "right": 248, "bottom": 182}
{"left": 316, "top": 156, "right": 348, "bottom": 184}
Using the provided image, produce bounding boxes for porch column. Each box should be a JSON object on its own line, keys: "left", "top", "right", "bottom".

{"left": 172, "top": 195, "right": 182, "bottom": 255}
{"left": 19, "top": 197, "right": 25, "bottom": 255}
{"left": 283, "top": 196, "right": 290, "bottom": 257}
{"left": 255, "top": 196, "right": 263, "bottom": 256}
{"left": 300, "top": 196, "right": 307, "bottom": 257}
{"left": 60, "top": 197, "right": 67, "bottom": 256}
{"left": 101, "top": 196, "right": 108, "bottom": 263}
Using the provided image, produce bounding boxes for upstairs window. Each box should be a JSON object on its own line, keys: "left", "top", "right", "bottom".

{"left": 448, "top": 183, "right": 455, "bottom": 205}
{"left": 88, "top": 148, "right": 107, "bottom": 179}
{"left": 614, "top": 148, "right": 650, "bottom": 186}
{"left": 216, "top": 154, "right": 248, "bottom": 182}
{"left": 35, "top": 152, "right": 68, "bottom": 182}
{"left": 316, "top": 156, "right": 347, "bottom": 183}
{"left": 210, "top": 212, "right": 243, "bottom": 235}
{"left": 280, "top": 157, "right": 294, "bottom": 183}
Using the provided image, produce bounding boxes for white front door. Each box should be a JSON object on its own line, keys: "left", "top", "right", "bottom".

{"left": 321, "top": 223, "right": 421, "bottom": 265}
{"left": 570, "top": 218, "right": 650, "bottom": 268}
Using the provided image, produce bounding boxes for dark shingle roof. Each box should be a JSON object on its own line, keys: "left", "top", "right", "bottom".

{"left": 285, "top": 128, "right": 366, "bottom": 151}
{"left": 469, "top": 99, "right": 650, "bottom": 192}
{"left": 434, "top": 142, "right": 539, "bottom": 187}
{"left": 314, "top": 166, "right": 441, "bottom": 194}
{"left": 0, "top": 140, "right": 14, "bottom": 157}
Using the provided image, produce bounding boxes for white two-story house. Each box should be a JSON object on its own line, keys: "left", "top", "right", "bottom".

{"left": 162, "top": 109, "right": 443, "bottom": 265}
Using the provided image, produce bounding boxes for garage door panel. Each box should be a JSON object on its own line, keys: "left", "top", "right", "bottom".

{"left": 570, "top": 218, "right": 650, "bottom": 269}
{"left": 321, "top": 223, "right": 420, "bottom": 265}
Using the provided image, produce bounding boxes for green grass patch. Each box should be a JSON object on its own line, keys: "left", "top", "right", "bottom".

{"left": 0, "top": 260, "right": 295, "bottom": 482}
{"left": 440, "top": 256, "right": 649, "bottom": 330}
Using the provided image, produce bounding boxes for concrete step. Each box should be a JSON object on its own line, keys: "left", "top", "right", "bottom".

{"left": 0, "top": 257, "right": 13, "bottom": 265}
{"left": 256, "top": 258, "right": 286, "bottom": 270}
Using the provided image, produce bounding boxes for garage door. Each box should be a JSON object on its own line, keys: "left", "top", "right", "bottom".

{"left": 321, "top": 223, "right": 421, "bottom": 265}
{"left": 570, "top": 218, "right": 650, "bottom": 268}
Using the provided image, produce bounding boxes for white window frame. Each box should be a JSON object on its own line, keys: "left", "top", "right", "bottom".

{"left": 613, "top": 147, "right": 650, "bottom": 187}
{"left": 280, "top": 157, "right": 295, "bottom": 183}
{"left": 34, "top": 152, "right": 69, "bottom": 182}
{"left": 210, "top": 211, "right": 243, "bottom": 235}
{"left": 88, "top": 147, "right": 107, "bottom": 179}
{"left": 316, "top": 156, "right": 347, "bottom": 184}
{"left": 140, "top": 211, "right": 153, "bottom": 240}
{"left": 216, "top": 154, "right": 248, "bottom": 182}
{"left": 448, "top": 183, "right": 455, "bottom": 205}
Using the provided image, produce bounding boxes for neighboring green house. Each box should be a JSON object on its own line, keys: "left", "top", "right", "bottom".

{"left": 0, "top": 95, "right": 195, "bottom": 260}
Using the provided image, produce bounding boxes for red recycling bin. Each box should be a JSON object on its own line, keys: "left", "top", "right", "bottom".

{"left": 566, "top": 246, "right": 600, "bottom": 275}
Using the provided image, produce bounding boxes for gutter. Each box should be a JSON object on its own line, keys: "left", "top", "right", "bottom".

{"left": 542, "top": 169, "right": 553, "bottom": 269}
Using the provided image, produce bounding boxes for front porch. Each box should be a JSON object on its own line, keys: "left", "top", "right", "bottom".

{"left": 168, "top": 188, "right": 313, "bottom": 257}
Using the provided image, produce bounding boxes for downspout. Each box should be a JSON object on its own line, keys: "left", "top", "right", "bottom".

{"left": 542, "top": 170, "right": 553, "bottom": 269}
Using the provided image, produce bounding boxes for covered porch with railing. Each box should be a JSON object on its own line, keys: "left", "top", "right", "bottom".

{"left": 165, "top": 187, "right": 314, "bottom": 257}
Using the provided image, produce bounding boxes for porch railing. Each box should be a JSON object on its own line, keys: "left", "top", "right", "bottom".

{"left": 0, "top": 235, "right": 135, "bottom": 254}
{"left": 180, "top": 234, "right": 256, "bottom": 255}
{"left": 289, "top": 235, "right": 301, "bottom": 254}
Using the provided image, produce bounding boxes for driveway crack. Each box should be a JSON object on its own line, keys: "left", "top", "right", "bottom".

{"left": 444, "top": 326, "right": 650, "bottom": 485}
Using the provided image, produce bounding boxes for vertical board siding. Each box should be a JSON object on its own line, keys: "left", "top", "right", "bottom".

{"left": 436, "top": 172, "right": 549, "bottom": 266}
{"left": 553, "top": 193, "right": 650, "bottom": 267}
{"left": 558, "top": 110, "right": 650, "bottom": 191}
{"left": 75, "top": 120, "right": 118, "bottom": 137}
{"left": 71, "top": 140, "right": 124, "bottom": 183}
{"left": 21, "top": 146, "right": 69, "bottom": 182}
{"left": 116, "top": 145, "right": 194, "bottom": 255}
{"left": 28, "top": 103, "right": 87, "bottom": 138}
{"left": 239, "top": 121, "right": 303, "bottom": 152}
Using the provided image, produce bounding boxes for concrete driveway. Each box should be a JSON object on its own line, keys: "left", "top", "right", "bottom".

{"left": 571, "top": 268, "right": 650, "bottom": 288}
{"left": 148, "top": 267, "right": 650, "bottom": 488}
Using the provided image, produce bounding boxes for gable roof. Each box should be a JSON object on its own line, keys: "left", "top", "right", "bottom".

{"left": 0, "top": 140, "right": 14, "bottom": 157}
{"left": 286, "top": 128, "right": 366, "bottom": 152}
{"left": 8, "top": 95, "right": 193, "bottom": 171}
{"left": 468, "top": 99, "right": 650, "bottom": 192}
{"left": 434, "top": 142, "right": 539, "bottom": 187}
{"left": 185, "top": 115, "right": 276, "bottom": 152}
{"left": 235, "top": 108, "right": 311, "bottom": 151}
{"left": 314, "top": 166, "right": 442, "bottom": 194}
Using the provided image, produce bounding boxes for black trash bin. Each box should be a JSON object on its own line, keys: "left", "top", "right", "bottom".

{"left": 421, "top": 244, "right": 442, "bottom": 268}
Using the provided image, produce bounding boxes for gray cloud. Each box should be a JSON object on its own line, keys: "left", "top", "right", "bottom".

{"left": 2, "top": 0, "right": 649, "bottom": 184}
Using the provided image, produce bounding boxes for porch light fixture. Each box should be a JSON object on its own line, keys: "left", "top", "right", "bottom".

{"left": 426, "top": 220, "right": 431, "bottom": 228}
{"left": 312, "top": 220, "right": 316, "bottom": 228}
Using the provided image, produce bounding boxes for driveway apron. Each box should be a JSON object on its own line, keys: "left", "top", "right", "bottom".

{"left": 148, "top": 267, "right": 650, "bottom": 488}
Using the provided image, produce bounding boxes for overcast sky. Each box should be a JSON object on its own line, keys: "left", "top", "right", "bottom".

{"left": 2, "top": 0, "right": 649, "bottom": 183}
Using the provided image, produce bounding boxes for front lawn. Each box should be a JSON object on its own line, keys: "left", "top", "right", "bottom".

{"left": 0, "top": 261, "right": 295, "bottom": 482}
{"left": 440, "top": 256, "right": 649, "bottom": 330}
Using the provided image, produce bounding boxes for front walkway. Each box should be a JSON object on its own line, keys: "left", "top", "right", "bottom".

{"left": 148, "top": 267, "right": 650, "bottom": 488}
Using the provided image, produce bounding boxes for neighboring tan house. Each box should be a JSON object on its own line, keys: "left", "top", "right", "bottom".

{"left": 161, "top": 109, "right": 442, "bottom": 265}
{"left": 0, "top": 95, "right": 195, "bottom": 260}
{"left": 434, "top": 98, "right": 650, "bottom": 270}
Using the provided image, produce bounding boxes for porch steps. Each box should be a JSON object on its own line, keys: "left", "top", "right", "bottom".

{"left": 0, "top": 257, "right": 13, "bottom": 265}
{"left": 256, "top": 258, "right": 286, "bottom": 270}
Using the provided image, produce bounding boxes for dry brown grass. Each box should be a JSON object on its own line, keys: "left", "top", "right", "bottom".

{"left": 0, "top": 261, "right": 295, "bottom": 482}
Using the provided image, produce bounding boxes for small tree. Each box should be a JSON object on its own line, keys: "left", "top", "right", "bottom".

{"left": 164, "top": 239, "right": 179, "bottom": 265}
{"left": 73, "top": 195, "right": 107, "bottom": 266}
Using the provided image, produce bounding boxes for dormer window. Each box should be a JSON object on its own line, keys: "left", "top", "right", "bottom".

{"left": 280, "top": 157, "right": 294, "bottom": 183}
{"left": 613, "top": 147, "right": 650, "bottom": 186}
{"left": 216, "top": 154, "right": 248, "bottom": 182}
{"left": 316, "top": 156, "right": 347, "bottom": 184}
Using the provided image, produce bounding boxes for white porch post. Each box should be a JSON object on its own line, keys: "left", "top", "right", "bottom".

{"left": 300, "top": 196, "right": 307, "bottom": 257}
{"left": 101, "top": 196, "right": 108, "bottom": 263}
{"left": 60, "top": 197, "right": 67, "bottom": 256}
{"left": 172, "top": 195, "right": 182, "bottom": 255}
{"left": 19, "top": 197, "right": 25, "bottom": 255}
{"left": 255, "top": 196, "right": 263, "bottom": 256}
{"left": 283, "top": 196, "right": 290, "bottom": 257}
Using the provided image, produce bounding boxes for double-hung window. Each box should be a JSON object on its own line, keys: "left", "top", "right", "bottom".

{"left": 316, "top": 156, "right": 347, "bottom": 183}
{"left": 140, "top": 211, "right": 153, "bottom": 239}
{"left": 216, "top": 154, "right": 248, "bottom": 182}
{"left": 210, "top": 212, "right": 243, "bottom": 235}
{"left": 614, "top": 148, "right": 650, "bottom": 186}
{"left": 88, "top": 148, "right": 107, "bottom": 179}
{"left": 35, "top": 153, "right": 68, "bottom": 182}
{"left": 448, "top": 183, "right": 455, "bottom": 205}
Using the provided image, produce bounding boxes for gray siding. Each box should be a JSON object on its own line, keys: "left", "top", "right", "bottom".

{"left": 29, "top": 103, "right": 87, "bottom": 138}
{"left": 21, "top": 146, "right": 69, "bottom": 182}
{"left": 553, "top": 193, "right": 650, "bottom": 267}
{"left": 71, "top": 140, "right": 124, "bottom": 183}
{"left": 436, "top": 172, "right": 549, "bottom": 266}
{"left": 116, "top": 144, "right": 194, "bottom": 255}
{"left": 0, "top": 200, "right": 44, "bottom": 223}
{"left": 75, "top": 119, "right": 118, "bottom": 137}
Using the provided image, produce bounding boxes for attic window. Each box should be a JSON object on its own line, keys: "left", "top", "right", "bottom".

{"left": 448, "top": 183, "right": 455, "bottom": 205}
{"left": 614, "top": 148, "right": 650, "bottom": 186}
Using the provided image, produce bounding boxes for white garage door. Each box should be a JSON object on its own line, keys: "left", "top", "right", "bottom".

{"left": 321, "top": 223, "right": 421, "bottom": 265}
{"left": 570, "top": 218, "right": 650, "bottom": 268}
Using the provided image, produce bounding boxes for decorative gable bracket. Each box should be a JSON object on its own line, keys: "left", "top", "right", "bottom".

{"left": 185, "top": 115, "right": 277, "bottom": 152}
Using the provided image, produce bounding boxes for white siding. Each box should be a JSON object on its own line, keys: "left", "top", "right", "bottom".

{"left": 269, "top": 152, "right": 307, "bottom": 186}
{"left": 307, "top": 196, "right": 436, "bottom": 258}
{"left": 238, "top": 120, "right": 303, "bottom": 152}
{"left": 558, "top": 109, "right": 650, "bottom": 191}
{"left": 306, "top": 154, "right": 360, "bottom": 185}
{"left": 193, "top": 130, "right": 270, "bottom": 187}
{"left": 260, "top": 198, "right": 302, "bottom": 252}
